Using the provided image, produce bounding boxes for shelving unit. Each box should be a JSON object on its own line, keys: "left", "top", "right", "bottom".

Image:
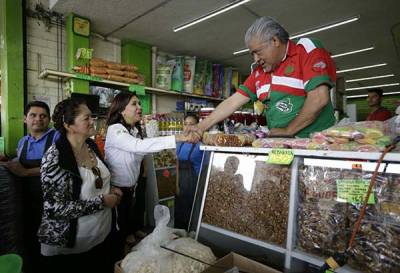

{"left": 190, "top": 146, "right": 400, "bottom": 273}
{"left": 39, "top": 68, "right": 224, "bottom": 101}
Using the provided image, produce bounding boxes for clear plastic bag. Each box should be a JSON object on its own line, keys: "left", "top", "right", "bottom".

{"left": 121, "top": 205, "right": 215, "bottom": 273}
{"left": 202, "top": 154, "right": 290, "bottom": 246}
{"left": 297, "top": 160, "right": 400, "bottom": 273}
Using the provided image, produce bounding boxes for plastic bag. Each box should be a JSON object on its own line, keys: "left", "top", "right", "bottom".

{"left": 297, "top": 161, "right": 400, "bottom": 273}
{"left": 121, "top": 205, "right": 215, "bottom": 273}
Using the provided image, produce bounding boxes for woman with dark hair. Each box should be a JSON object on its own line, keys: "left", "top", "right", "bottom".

{"left": 105, "top": 91, "right": 188, "bottom": 259}
{"left": 174, "top": 114, "right": 204, "bottom": 230}
{"left": 38, "top": 98, "right": 121, "bottom": 273}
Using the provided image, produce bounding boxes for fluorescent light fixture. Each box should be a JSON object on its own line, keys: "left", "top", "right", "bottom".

{"left": 346, "top": 74, "right": 395, "bottom": 83}
{"left": 173, "top": 0, "right": 251, "bottom": 32}
{"left": 290, "top": 16, "right": 359, "bottom": 39}
{"left": 233, "top": 48, "right": 250, "bottom": 55}
{"left": 332, "top": 46, "right": 374, "bottom": 58}
{"left": 346, "top": 94, "right": 368, "bottom": 98}
{"left": 337, "top": 63, "right": 387, "bottom": 73}
{"left": 347, "top": 91, "right": 400, "bottom": 99}
{"left": 346, "top": 82, "right": 399, "bottom": 91}
{"left": 233, "top": 15, "right": 360, "bottom": 55}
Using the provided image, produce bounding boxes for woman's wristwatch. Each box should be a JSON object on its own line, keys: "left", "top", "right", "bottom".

{"left": 99, "top": 194, "right": 105, "bottom": 205}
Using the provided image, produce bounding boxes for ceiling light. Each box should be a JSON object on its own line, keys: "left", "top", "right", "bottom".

{"left": 290, "top": 16, "right": 360, "bottom": 39}
{"left": 346, "top": 82, "right": 399, "bottom": 91}
{"left": 346, "top": 94, "right": 368, "bottom": 98}
{"left": 173, "top": 0, "right": 251, "bottom": 32}
{"left": 332, "top": 46, "right": 374, "bottom": 58}
{"left": 347, "top": 91, "right": 400, "bottom": 99}
{"left": 337, "top": 63, "right": 387, "bottom": 73}
{"left": 346, "top": 74, "right": 395, "bottom": 83}
{"left": 233, "top": 15, "right": 360, "bottom": 55}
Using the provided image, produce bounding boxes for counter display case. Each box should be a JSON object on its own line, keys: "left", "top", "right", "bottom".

{"left": 201, "top": 153, "right": 290, "bottom": 247}
{"left": 190, "top": 146, "right": 400, "bottom": 273}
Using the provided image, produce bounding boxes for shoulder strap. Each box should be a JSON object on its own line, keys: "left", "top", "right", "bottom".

{"left": 44, "top": 130, "right": 56, "bottom": 153}
{"left": 187, "top": 143, "right": 196, "bottom": 161}
{"left": 19, "top": 138, "right": 29, "bottom": 163}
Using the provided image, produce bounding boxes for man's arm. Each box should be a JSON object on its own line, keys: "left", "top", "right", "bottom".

{"left": 5, "top": 161, "right": 40, "bottom": 177}
{"left": 197, "top": 92, "right": 250, "bottom": 132}
{"left": 269, "top": 85, "right": 330, "bottom": 137}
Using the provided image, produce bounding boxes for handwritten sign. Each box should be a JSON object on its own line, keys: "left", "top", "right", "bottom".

{"left": 336, "top": 179, "right": 375, "bottom": 204}
{"left": 267, "top": 149, "right": 294, "bottom": 165}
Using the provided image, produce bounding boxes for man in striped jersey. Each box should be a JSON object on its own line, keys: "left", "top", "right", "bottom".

{"left": 189, "top": 16, "right": 336, "bottom": 139}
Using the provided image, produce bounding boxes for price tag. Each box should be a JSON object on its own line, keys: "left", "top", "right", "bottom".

{"left": 336, "top": 179, "right": 375, "bottom": 204}
{"left": 129, "top": 84, "right": 146, "bottom": 96}
{"left": 267, "top": 149, "right": 294, "bottom": 165}
{"left": 352, "top": 163, "right": 362, "bottom": 170}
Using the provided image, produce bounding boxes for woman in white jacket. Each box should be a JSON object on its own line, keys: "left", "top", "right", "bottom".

{"left": 105, "top": 91, "right": 188, "bottom": 259}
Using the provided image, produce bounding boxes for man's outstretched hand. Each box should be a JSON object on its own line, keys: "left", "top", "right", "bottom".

{"left": 184, "top": 125, "right": 204, "bottom": 143}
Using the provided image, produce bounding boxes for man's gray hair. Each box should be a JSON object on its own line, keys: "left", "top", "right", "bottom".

{"left": 245, "top": 16, "right": 289, "bottom": 46}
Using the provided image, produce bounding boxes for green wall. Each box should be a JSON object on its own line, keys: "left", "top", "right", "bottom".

{"left": 0, "top": 0, "right": 24, "bottom": 156}
{"left": 121, "top": 40, "right": 152, "bottom": 114}
{"left": 66, "top": 14, "right": 89, "bottom": 94}
{"left": 347, "top": 94, "right": 400, "bottom": 121}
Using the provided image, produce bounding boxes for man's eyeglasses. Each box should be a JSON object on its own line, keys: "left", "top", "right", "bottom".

{"left": 91, "top": 166, "right": 103, "bottom": 189}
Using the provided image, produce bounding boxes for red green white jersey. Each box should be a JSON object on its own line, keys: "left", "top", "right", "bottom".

{"left": 237, "top": 38, "right": 336, "bottom": 138}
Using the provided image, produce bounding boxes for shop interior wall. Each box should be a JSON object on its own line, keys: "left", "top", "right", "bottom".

{"left": 156, "top": 95, "right": 178, "bottom": 114}
{"left": 347, "top": 94, "right": 400, "bottom": 121}
{"left": 26, "top": 16, "right": 121, "bottom": 113}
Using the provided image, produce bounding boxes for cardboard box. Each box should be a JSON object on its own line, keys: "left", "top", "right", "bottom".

{"left": 201, "top": 252, "right": 282, "bottom": 273}
{"left": 115, "top": 252, "right": 282, "bottom": 273}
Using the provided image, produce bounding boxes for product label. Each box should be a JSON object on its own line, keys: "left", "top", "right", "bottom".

{"left": 336, "top": 179, "right": 375, "bottom": 204}
{"left": 267, "top": 149, "right": 294, "bottom": 165}
{"left": 129, "top": 84, "right": 146, "bottom": 96}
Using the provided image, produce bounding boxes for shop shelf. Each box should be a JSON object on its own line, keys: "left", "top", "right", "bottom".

{"left": 200, "top": 223, "right": 286, "bottom": 254}
{"left": 154, "top": 166, "right": 176, "bottom": 171}
{"left": 39, "top": 69, "right": 224, "bottom": 101}
{"left": 200, "top": 145, "right": 400, "bottom": 162}
{"left": 291, "top": 250, "right": 362, "bottom": 273}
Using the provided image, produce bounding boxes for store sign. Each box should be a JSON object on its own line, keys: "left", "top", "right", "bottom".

{"left": 267, "top": 149, "right": 294, "bottom": 165}
{"left": 336, "top": 179, "right": 375, "bottom": 204}
{"left": 129, "top": 84, "right": 146, "bottom": 96}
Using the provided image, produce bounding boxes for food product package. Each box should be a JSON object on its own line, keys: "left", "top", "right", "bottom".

{"left": 203, "top": 132, "right": 254, "bottom": 147}
{"left": 155, "top": 63, "right": 174, "bottom": 90}
{"left": 212, "top": 64, "right": 224, "bottom": 98}
{"left": 204, "top": 62, "right": 213, "bottom": 96}
{"left": 121, "top": 205, "right": 216, "bottom": 273}
{"left": 193, "top": 60, "right": 208, "bottom": 95}
{"left": 183, "top": 56, "right": 196, "bottom": 93}
{"left": 171, "top": 57, "right": 184, "bottom": 92}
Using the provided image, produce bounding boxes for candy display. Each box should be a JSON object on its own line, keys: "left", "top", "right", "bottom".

{"left": 202, "top": 154, "right": 290, "bottom": 246}
{"left": 297, "top": 160, "right": 400, "bottom": 273}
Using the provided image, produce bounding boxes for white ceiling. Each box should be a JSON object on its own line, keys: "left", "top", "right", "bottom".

{"left": 49, "top": 0, "right": 400, "bottom": 96}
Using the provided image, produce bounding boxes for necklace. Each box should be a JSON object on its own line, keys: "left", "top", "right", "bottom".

{"left": 73, "top": 143, "right": 96, "bottom": 169}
